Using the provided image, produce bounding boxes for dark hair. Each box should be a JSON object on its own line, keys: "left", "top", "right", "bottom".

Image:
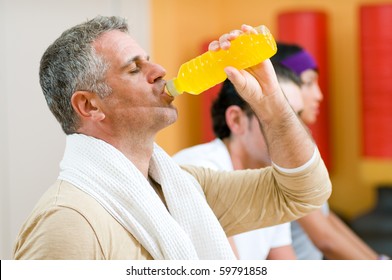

{"left": 272, "top": 61, "right": 302, "bottom": 87}
{"left": 271, "top": 42, "right": 303, "bottom": 64}
{"left": 271, "top": 42, "right": 318, "bottom": 76}
{"left": 39, "top": 16, "right": 129, "bottom": 134}
{"left": 211, "top": 79, "right": 252, "bottom": 139}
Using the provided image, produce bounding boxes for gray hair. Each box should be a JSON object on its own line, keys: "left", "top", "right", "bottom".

{"left": 39, "top": 15, "right": 129, "bottom": 134}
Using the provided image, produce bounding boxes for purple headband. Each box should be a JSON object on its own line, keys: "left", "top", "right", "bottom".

{"left": 279, "top": 50, "right": 318, "bottom": 76}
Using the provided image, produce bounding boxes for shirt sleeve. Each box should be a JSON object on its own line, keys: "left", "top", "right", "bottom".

{"left": 180, "top": 148, "right": 331, "bottom": 237}
{"left": 272, "top": 147, "right": 318, "bottom": 174}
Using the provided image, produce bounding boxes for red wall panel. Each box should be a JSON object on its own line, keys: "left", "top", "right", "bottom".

{"left": 360, "top": 4, "right": 392, "bottom": 159}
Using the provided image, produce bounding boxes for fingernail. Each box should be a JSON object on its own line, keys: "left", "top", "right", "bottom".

{"left": 209, "top": 41, "right": 219, "bottom": 50}
{"left": 255, "top": 25, "right": 269, "bottom": 35}
{"left": 224, "top": 67, "right": 233, "bottom": 78}
{"left": 221, "top": 41, "right": 230, "bottom": 49}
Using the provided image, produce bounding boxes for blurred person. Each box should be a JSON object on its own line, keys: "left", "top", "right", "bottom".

{"left": 12, "top": 16, "right": 331, "bottom": 260}
{"left": 272, "top": 42, "right": 383, "bottom": 260}
{"left": 173, "top": 63, "right": 304, "bottom": 260}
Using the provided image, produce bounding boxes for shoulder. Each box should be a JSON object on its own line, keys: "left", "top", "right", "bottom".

{"left": 173, "top": 139, "right": 232, "bottom": 170}
{"left": 13, "top": 181, "right": 103, "bottom": 259}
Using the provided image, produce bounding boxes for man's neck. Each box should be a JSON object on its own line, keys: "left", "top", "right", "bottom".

{"left": 222, "top": 138, "right": 270, "bottom": 170}
{"left": 112, "top": 137, "right": 155, "bottom": 178}
{"left": 78, "top": 129, "right": 155, "bottom": 178}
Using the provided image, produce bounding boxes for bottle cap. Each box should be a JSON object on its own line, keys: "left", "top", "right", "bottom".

{"left": 166, "top": 79, "right": 181, "bottom": 97}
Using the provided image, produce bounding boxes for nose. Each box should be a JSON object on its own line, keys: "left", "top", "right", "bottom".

{"left": 314, "top": 84, "right": 323, "bottom": 102}
{"left": 147, "top": 62, "right": 167, "bottom": 84}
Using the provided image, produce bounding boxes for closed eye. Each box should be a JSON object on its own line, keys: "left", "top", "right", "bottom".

{"left": 128, "top": 65, "right": 141, "bottom": 74}
{"left": 122, "top": 55, "right": 150, "bottom": 74}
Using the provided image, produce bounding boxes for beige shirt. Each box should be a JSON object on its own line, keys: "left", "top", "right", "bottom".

{"left": 13, "top": 151, "right": 330, "bottom": 260}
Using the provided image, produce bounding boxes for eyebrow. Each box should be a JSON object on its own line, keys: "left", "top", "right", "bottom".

{"left": 121, "top": 55, "right": 150, "bottom": 70}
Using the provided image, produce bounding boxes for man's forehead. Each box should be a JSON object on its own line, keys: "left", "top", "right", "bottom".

{"left": 301, "top": 69, "right": 318, "bottom": 79}
{"left": 93, "top": 30, "right": 147, "bottom": 61}
{"left": 93, "top": 30, "right": 142, "bottom": 53}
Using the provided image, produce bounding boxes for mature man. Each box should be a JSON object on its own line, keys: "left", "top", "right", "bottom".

{"left": 13, "top": 16, "right": 331, "bottom": 260}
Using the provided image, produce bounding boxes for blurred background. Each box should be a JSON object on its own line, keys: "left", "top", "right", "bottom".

{"left": 1, "top": 0, "right": 392, "bottom": 259}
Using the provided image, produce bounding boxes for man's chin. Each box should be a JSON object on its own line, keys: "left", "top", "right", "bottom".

{"left": 168, "top": 111, "right": 178, "bottom": 126}
{"left": 161, "top": 109, "right": 178, "bottom": 127}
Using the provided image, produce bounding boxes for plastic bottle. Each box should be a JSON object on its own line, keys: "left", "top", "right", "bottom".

{"left": 166, "top": 25, "right": 277, "bottom": 97}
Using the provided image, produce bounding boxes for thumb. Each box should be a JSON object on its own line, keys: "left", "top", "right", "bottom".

{"left": 224, "top": 66, "right": 247, "bottom": 92}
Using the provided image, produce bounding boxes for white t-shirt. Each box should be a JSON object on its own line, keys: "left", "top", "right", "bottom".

{"left": 173, "top": 138, "right": 292, "bottom": 260}
{"left": 291, "top": 202, "right": 330, "bottom": 260}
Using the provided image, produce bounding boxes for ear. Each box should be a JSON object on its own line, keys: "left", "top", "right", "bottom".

{"left": 71, "top": 91, "right": 105, "bottom": 122}
{"left": 225, "top": 105, "right": 248, "bottom": 135}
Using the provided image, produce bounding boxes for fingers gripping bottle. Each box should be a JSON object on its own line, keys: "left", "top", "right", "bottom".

{"left": 166, "top": 25, "right": 277, "bottom": 97}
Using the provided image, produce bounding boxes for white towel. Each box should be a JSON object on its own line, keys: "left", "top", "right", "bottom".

{"left": 58, "top": 134, "right": 235, "bottom": 260}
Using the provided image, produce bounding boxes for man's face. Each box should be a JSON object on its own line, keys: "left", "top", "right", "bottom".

{"left": 241, "top": 79, "right": 304, "bottom": 168}
{"left": 280, "top": 80, "right": 304, "bottom": 115}
{"left": 300, "top": 69, "right": 323, "bottom": 125}
{"left": 92, "top": 30, "right": 177, "bottom": 138}
{"left": 245, "top": 114, "right": 270, "bottom": 166}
